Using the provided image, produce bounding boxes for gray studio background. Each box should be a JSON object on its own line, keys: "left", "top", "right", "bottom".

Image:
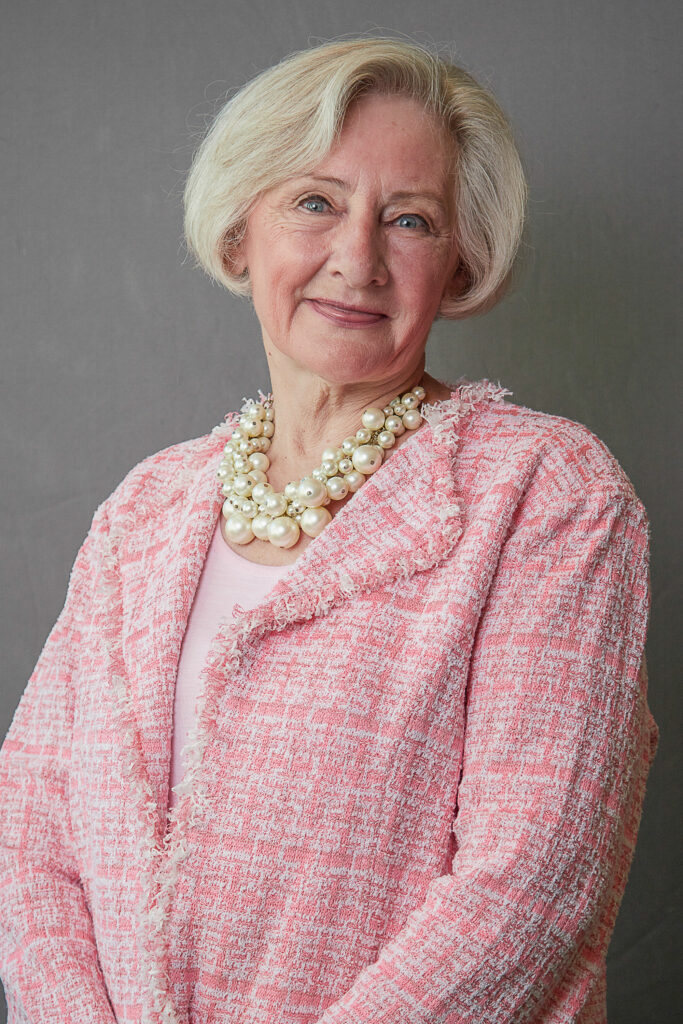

{"left": 1, "top": 1, "right": 680, "bottom": 1021}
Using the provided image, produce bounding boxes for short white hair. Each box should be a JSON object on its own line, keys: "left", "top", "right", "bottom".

{"left": 184, "top": 37, "right": 527, "bottom": 319}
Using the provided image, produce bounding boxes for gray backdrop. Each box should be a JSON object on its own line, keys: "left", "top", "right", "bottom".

{"left": 1, "top": 1, "right": 680, "bottom": 1021}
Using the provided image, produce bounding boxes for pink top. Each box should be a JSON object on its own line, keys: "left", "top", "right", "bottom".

{"left": 169, "top": 523, "right": 290, "bottom": 808}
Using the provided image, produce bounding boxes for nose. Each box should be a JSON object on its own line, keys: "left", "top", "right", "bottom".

{"left": 327, "top": 212, "right": 389, "bottom": 289}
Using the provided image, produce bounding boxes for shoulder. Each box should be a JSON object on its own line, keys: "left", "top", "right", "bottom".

{"left": 88, "top": 415, "right": 236, "bottom": 539}
{"left": 450, "top": 379, "right": 645, "bottom": 513}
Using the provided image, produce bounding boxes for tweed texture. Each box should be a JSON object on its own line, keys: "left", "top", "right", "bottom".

{"left": 0, "top": 378, "right": 658, "bottom": 1023}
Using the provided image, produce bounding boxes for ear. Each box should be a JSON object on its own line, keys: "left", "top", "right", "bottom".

{"left": 220, "top": 230, "right": 248, "bottom": 278}
{"left": 442, "top": 260, "right": 470, "bottom": 302}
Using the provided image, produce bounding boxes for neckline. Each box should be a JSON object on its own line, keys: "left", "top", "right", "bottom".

{"left": 211, "top": 518, "right": 293, "bottom": 573}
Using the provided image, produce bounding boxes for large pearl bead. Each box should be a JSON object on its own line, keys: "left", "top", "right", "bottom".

{"left": 361, "top": 407, "right": 386, "bottom": 431}
{"left": 251, "top": 512, "right": 271, "bottom": 540}
{"left": 264, "top": 492, "right": 287, "bottom": 517}
{"left": 402, "top": 409, "right": 422, "bottom": 430}
{"left": 377, "top": 430, "right": 396, "bottom": 449}
{"left": 251, "top": 481, "right": 273, "bottom": 504}
{"left": 352, "top": 444, "right": 383, "bottom": 475}
{"left": 248, "top": 452, "right": 270, "bottom": 472}
{"left": 224, "top": 512, "right": 254, "bottom": 544}
{"left": 267, "top": 516, "right": 300, "bottom": 548}
{"left": 343, "top": 470, "right": 365, "bottom": 492}
{"left": 300, "top": 505, "right": 332, "bottom": 537}
{"left": 233, "top": 473, "right": 254, "bottom": 496}
{"left": 384, "top": 415, "right": 405, "bottom": 435}
{"left": 298, "top": 476, "right": 327, "bottom": 507}
{"left": 325, "top": 475, "right": 349, "bottom": 501}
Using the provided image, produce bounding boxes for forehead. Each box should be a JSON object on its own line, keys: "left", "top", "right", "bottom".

{"left": 310, "top": 92, "right": 455, "bottom": 191}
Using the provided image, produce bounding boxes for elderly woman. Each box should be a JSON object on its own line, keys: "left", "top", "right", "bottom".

{"left": 0, "top": 37, "right": 658, "bottom": 1024}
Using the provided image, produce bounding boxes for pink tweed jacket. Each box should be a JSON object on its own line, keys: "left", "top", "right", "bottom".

{"left": 0, "top": 378, "right": 658, "bottom": 1024}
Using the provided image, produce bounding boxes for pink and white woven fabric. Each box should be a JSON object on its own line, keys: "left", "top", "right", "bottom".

{"left": 0, "top": 378, "right": 658, "bottom": 1023}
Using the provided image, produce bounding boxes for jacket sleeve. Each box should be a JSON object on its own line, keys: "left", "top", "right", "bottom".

{"left": 316, "top": 481, "right": 659, "bottom": 1024}
{"left": 0, "top": 502, "right": 117, "bottom": 1023}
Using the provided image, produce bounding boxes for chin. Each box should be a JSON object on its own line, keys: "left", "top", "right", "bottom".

{"left": 286, "top": 339, "right": 399, "bottom": 387}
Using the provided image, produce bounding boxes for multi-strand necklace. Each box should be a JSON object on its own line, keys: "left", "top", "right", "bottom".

{"left": 218, "top": 382, "right": 427, "bottom": 548}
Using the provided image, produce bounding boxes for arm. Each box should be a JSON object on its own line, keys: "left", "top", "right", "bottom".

{"left": 317, "top": 481, "right": 658, "bottom": 1023}
{"left": 0, "top": 505, "right": 117, "bottom": 1023}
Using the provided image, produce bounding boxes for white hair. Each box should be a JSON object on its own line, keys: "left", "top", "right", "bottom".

{"left": 184, "top": 37, "right": 527, "bottom": 319}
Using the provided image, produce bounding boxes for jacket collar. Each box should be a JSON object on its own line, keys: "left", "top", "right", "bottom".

{"left": 115, "top": 378, "right": 509, "bottom": 838}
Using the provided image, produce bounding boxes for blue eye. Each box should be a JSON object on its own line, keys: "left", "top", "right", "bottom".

{"left": 395, "top": 213, "right": 429, "bottom": 230}
{"left": 300, "top": 196, "right": 328, "bottom": 213}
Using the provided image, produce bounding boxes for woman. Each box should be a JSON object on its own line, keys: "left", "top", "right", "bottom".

{"left": 0, "top": 38, "right": 658, "bottom": 1024}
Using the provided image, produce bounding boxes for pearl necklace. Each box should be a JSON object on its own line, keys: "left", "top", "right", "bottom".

{"left": 218, "top": 383, "right": 427, "bottom": 549}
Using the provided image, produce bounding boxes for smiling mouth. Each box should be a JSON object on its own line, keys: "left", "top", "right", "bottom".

{"left": 306, "top": 298, "right": 387, "bottom": 327}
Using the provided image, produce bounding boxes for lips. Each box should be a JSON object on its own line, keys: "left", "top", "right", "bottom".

{"left": 306, "top": 298, "right": 387, "bottom": 327}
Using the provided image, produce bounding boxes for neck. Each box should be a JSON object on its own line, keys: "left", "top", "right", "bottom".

{"left": 260, "top": 355, "right": 431, "bottom": 490}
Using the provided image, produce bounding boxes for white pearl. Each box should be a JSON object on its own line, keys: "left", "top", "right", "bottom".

{"left": 393, "top": 403, "right": 406, "bottom": 416}
{"left": 337, "top": 457, "right": 353, "bottom": 474}
{"left": 240, "top": 499, "right": 258, "bottom": 518}
{"left": 251, "top": 481, "right": 273, "bottom": 504}
{"left": 222, "top": 498, "right": 235, "bottom": 519}
{"left": 413, "top": 385, "right": 426, "bottom": 400}
{"left": 325, "top": 476, "right": 349, "bottom": 501}
{"left": 300, "top": 505, "right": 332, "bottom": 537}
{"left": 321, "top": 459, "right": 338, "bottom": 476}
{"left": 262, "top": 421, "right": 274, "bottom": 437}
{"left": 355, "top": 427, "right": 372, "bottom": 443}
{"left": 361, "top": 407, "right": 386, "bottom": 431}
{"left": 383, "top": 406, "right": 393, "bottom": 416}
{"left": 341, "top": 436, "right": 359, "bottom": 453}
{"left": 267, "top": 516, "right": 300, "bottom": 548}
{"left": 231, "top": 428, "right": 246, "bottom": 441}
{"left": 248, "top": 452, "right": 270, "bottom": 472}
{"left": 265, "top": 407, "right": 275, "bottom": 421}
{"left": 251, "top": 513, "right": 271, "bottom": 540}
{"left": 284, "top": 481, "right": 299, "bottom": 500}
{"left": 352, "top": 444, "right": 383, "bottom": 475}
{"left": 343, "top": 470, "right": 365, "bottom": 492}
{"left": 225, "top": 512, "right": 254, "bottom": 545}
{"left": 298, "top": 476, "right": 327, "bottom": 507}
{"left": 377, "top": 430, "right": 396, "bottom": 448}
{"left": 384, "top": 415, "right": 405, "bottom": 435}
{"left": 265, "top": 492, "right": 287, "bottom": 516}
{"left": 321, "top": 446, "right": 338, "bottom": 462}
{"left": 249, "top": 469, "right": 267, "bottom": 484}
{"left": 402, "top": 392, "right": 419, "bottom": 409}
{"left": 402, "top": 409, "right": 422, "bottom": 430}
{"left": 233, "top": 474, "right": 254, "bottom": 496}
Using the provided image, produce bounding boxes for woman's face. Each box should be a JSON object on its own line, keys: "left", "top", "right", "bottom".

{"left": 235, "top": 92, "right": 462, "bottom": 386}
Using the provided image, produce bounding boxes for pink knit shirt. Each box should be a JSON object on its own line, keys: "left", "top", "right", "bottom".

{"left": 169, "top": 523, "right": 289, "bottom": 809}
{"left": 0, "top": 379, "right": 658, "bottom": 1023}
